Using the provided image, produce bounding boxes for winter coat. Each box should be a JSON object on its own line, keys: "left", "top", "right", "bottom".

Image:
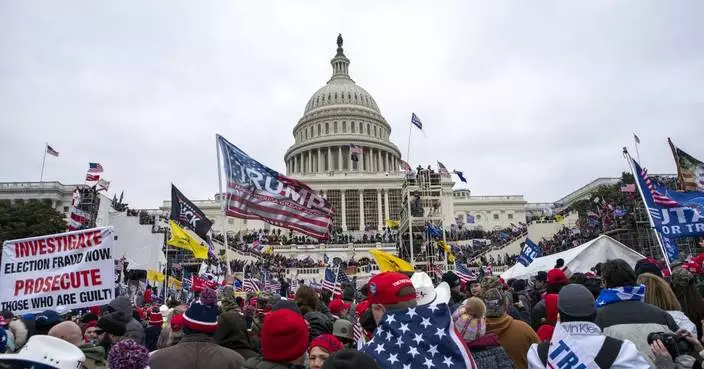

{"left": 215, "top": 310, "right": 259, "bottom": 360}
{"left": 243, "top": 356, "right": 299, "bottom": 369}
{"left": 527, "top": 321, "right": 649, "bottom": 369}
{"left": 109, "top": 296, "right": 145, "bottom": 345}
{"left": 79, "top": 343, "right": 107, "bottom": 369}
{"left": 486, "top": 314, "right": 540, "bottom": 369}
{"left": 304, "top": 311, "right": 333, "bottom": 339}
{"left": 530, "top": 299, "right": 546, "bottom": 331}
{"left": 667, "top": 310, "right": 697, "bottom": 335}
{"left": 466, "top": 334, "right": 515, "bottom": 369}
{"left": 150, "top": 334, "right": 245, "bottom": 369}
{"left": 595, "top": 300, "right": 679, "bottom": 367}
{"left": 144, "top": 325, "right": 162, "bottom": 352}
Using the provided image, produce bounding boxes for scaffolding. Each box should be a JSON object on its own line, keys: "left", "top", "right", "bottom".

{"left": 398, "top": 169, "right": 448, "bottom": 269}
{"left": 74, "top": 186, "right": 101, "bottom": 229}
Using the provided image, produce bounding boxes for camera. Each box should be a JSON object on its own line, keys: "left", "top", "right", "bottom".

{"left": 647, "top": 332, "right": 693, "bottom": 357}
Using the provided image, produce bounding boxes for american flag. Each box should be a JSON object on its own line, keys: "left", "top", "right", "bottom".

{"left": 85, "top": 173, "right": 100, "bottom": 182}
{"left": 354, "top": 319, "right": 365, "bottom": 346}
{"left": 454, "top": 261, "right": 477, "bottom": 283}
{"left": 620, "top": 184, "right": 636, "bottom": 193}
{"left": 427, "top": 262, "right": 444, "bottom": 279}
{"left": 217, "top": 134, "right": 334, "bottom": 240}
{"left": 88, "top": 162, "right": 104, "bottom": 173}
{"left": 322, "top": 268, "right": 342, "bottom": 294}
{"left": 350, "top": 144, "right": 363, "bottom": 155}
{"left": 411, "top": 112, "right": 423, "bottom": 130}
{"left": 264, "top": 274, "right": 281, "bottom": 294}
{"left": 183, "top": 275, "right": 192, "bottom": 290}
{"left": 46, "top": 145, "right": 59, "bottom": 157}
{"left": 243, "top": 278, "right": 260, "bottom": 293}
{"left": 361, "top": 303, "right": 477, "bottom": 369}
{"left": 636, "top": 160, "right": 679, "bottom": 207}
{"left": 400, "top": 160, "right": 412, "bottom": 173}
{"left": 437, "top": 161, "right": 450, "bottom": 177}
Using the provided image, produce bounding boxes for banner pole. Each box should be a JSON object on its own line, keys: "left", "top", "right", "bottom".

{"left": 623, "top": 148, "right": 671, "bottom": 272}
{"left": 215, "top": 135, "right": 231, "bottom": 275}
{"left": 40, "top": 142, "right": 47, "bottom": 182}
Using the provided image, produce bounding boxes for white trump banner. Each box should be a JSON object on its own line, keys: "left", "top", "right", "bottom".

{"left": 0, "top": 227, "right": 116, "bottom": 314}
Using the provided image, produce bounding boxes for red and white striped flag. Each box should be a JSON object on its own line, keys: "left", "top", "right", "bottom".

{"left": 86, "top": 174, "right": 100, "bottom": 182}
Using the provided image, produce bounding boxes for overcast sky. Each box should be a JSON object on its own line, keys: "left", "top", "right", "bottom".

{"left": 1, "top": 1, "right": 702, "bottom": 208}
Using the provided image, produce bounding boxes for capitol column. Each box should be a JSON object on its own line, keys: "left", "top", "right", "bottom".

{"left": 341, "top": 190, "right": 347, "bottom": 231}
{"left": 327, "top": 147, "right": 332, "bottom": 171}
{"left": 338, "top": 146, "right": 343, "bottom": 171}
{"left": 317, "top": 149, "right": 322, "bottom": 173}
{"left": 359, "top": 147, "right": 364, "bottom": 172}
{"left": 384, "top": 190, "right": 390, "bottom": 220}
{"left": 359, "top": 190, "right": 365, "bottom": 230}
{"left": 377, "top": 189, "right": 383, "bottom": 230}
{"left": 385, "top": 152, "right": 389, "bottom": 172}
{"left": 308, "top": 151, "right": 312, "bottom": 173}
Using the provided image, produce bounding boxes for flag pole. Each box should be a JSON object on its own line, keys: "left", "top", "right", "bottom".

{"left": 634, "top": 134, "right": 641, "bottom": 163}
{"left": 406, "top": 119, "right": 412, "bottom": 165}
{"left": 623, "top": 148, "right": 671, "bottom": 272}
{"left": 40, "top": 142, "right": 47, "bottom": 182}
{"left": 215, "top": 135, "right": 231, "bottom": 275}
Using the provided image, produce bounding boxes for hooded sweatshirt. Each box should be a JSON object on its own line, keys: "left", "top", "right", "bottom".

{"left": 109, "top": 296, "right": 145, "bottom": 344}
{"left": 215, "top": 304, "right": 259, "bottom": 360}
{"left": 486, "top": 314, "right": 540, "bottom": 369}
{"left": 79, "top": 343, "right": 107, "bottom": 369}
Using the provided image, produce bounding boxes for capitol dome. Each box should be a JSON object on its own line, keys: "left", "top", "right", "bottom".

{"left": 284, "top": 34, "right": 402, "bottom": 177}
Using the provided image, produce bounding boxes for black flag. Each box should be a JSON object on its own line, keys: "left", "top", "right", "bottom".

{"left": 170, "top": 184, "right": 213, "bottom": 240}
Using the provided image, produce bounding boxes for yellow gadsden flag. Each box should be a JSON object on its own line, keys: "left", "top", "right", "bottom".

{"left": 168, "top": 220, "right": 209, "bottom": 259}
{"left": 168, "top": 278, "right": 182, "bottom": 290}
{"left": 385, "top": 219, "right": 400, "bottom": 229}
{"left": 369, "top": 249, "right": 414, "bottom": 272}
{"left": 147, "top": 269, "right": 165, "bottom": 283}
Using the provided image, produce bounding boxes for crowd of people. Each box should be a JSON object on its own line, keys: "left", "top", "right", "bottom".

{"left": 5, "top": 255, "right": 704, "bottom": 369}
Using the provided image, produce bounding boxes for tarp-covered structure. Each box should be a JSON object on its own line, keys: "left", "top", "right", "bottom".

{"left": 500, "top": 235, "right": 645, "bottom": 280}
{"left": 109, "top": 211, "right": 166, "bottom": 271}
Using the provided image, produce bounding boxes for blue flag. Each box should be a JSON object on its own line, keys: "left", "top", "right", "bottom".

{"left": 361, "top": 303, "right": 476, "bottom": 369}
{"left": 632, "top": 158, "right": 704, "bottom": 237}
{"left": 662, "top": 235, "right": 680, "bottom": 263}
{"left": 466, "top": 214, "right": 475, "bottom": 224}
{"left": 518, "top": 238, "right": 541, "bottom": 266}
{"left": 453, "top": 171, "right": 467, "bottom": 183}
{"left": 425, "top": 223, "right": 442, "bottom": 238}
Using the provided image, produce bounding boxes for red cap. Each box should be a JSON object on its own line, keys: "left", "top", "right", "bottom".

{"left": 547, "top": 269, "right": 568, "bottom": 285}
{"left": 308, "top": 334, "right": 344, "bottom": 354}
{"left": 170, "top": 313, "right": 184, "bottom": 331}
{"left": 89, "top": 306, "right": 102, "bottom": 316}
{"left": 367, "top": 272, "right": 416, "bottom": 306}
{"left": 148, "top": 312, "right": 163, "bottom": 326}
{"left": 328, "top": 299, "right": 350, "bottom": 316}
{"left": 355, "top": 300, "right": 370, "bottom": 317}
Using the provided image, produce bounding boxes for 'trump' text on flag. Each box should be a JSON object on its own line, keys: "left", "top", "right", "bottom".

{"left": 217, "top": 134, "right": 334, "bottom": 240}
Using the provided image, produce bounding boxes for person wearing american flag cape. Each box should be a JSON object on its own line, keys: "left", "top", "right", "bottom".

{"left": 361, "top": 271, "right": 477, "bottom": 369}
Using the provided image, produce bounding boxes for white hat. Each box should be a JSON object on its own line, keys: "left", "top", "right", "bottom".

{"left": 411, "top": 272, "right": 452, "bottom": 306}
{"left": 0, "top": 335, "right": 85, "bottom": 369}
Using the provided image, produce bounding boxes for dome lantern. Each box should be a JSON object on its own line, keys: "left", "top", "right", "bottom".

{"left": 329, "top": 33, "right": 353, "bottom": 83}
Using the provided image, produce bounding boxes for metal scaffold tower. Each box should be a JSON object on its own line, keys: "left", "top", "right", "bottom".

{"left": 398, "top": 168, "right": 448, "bottom": 270}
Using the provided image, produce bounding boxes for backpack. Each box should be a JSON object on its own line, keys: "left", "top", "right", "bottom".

{"left": 537, "top": 336, "right": 623, "bottom": 369}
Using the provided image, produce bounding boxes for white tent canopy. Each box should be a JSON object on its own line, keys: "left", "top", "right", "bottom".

{"left": 500, "top": 235, "right": 646, "bottom": 280}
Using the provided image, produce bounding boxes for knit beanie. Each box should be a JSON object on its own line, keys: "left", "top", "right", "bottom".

{"left": 183, "top": 288, "right": 219, "bottom": 334}
{"left": 442, "top": 271, "right": 461, "bottom": 289}
{"left": 148, "top": 312, "right": 163, "bottom": 326}
{"left": 322, "top": 349, "right": 380, "bottom": 369}
{"left": 97, "top": 312, "right": 127, "bottom": 336}
{"left": 309, "top": 334, "right": 344, "bottom": 354}
{"left": 108, "top": 339, "right": 149, "bottom": 369}
{"left": 261, "top": 309, "right": 309, "bottom": 363}
{"left": 80, "top": 313, "right": 99, "bottom": 324}
{"left": 452, "top": 298, "right": 486, "bottom": 342}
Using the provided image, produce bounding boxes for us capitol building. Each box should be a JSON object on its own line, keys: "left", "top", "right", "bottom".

{"left": 203, "top": 35, "right": 528, "bottom": 235}
{"left": 0, "top": 36, "right": 529, "bottom": 238}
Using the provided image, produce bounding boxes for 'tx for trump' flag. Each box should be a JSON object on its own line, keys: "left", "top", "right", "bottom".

{"left": 170, "top": 184, "right": 213, "bottom": 241}
{"left": 361, "top": 303, "right": 476, "bottom": 369}
{"left": 217, "top": 134, "right": 334, "bottom": 240}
